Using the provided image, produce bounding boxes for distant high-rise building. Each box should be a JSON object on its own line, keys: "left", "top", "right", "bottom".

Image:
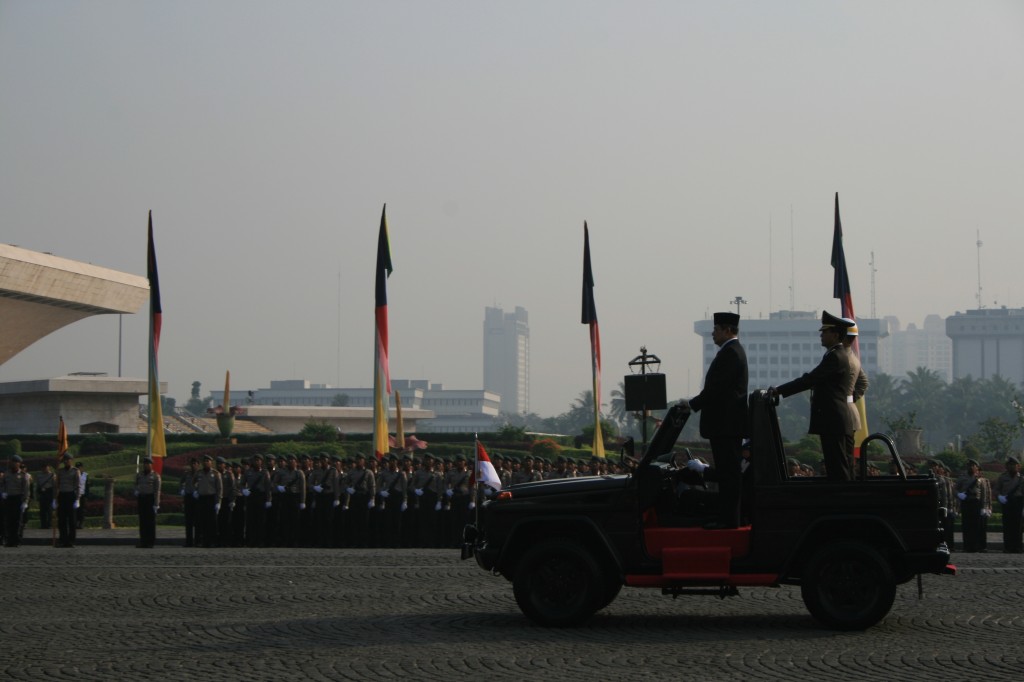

{"left": 483, "top": 306, "right": 530, "bottom": 415}
{"left": 878, "top": 315, "right": 952, "bottom": 381}
{"left": 695, "top": 310, "right": 887, "bottom": 386}
{"left": 946, "top": 307, "right": 1024, "bottom": 387}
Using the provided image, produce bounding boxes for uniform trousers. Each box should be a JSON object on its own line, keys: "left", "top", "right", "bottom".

{"left": 38, "top": 490, "right": 54, "bottom": 528}
{"left": 137, "top": 493, "right": 156, "bottom": 547}
{"left": 198, "top": 495, "right": 218, "bottom": 548}
{"left": 4, "top": 495, "right": 24, "bottom": 546}
{"left": 960, "top": 498, "right": 984, "bottom": 552}
{"left": 57, "top": 492, "right": 77, "bottom": 546}
{"left": 1002, "top": 497, "right": 1023, "bottom": 553}
{"left": 709, "top": 437, "right": 743, "bottom": 528}
{"left": 819, "top": 433, "right": 854, "bottom": 481}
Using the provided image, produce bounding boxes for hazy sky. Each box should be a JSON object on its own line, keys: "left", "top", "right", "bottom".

{"left": 2, "top": 1, "right": 1022, "bottom": 417}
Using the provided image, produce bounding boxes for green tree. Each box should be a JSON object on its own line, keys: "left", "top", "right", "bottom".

{"left": 298, "top": 420, "right": 339, "bottom": 442}
{"left": 185, "top": 380, "right": 211, "bottom": 415}
{"left": 972, "top": 416, "right": 1020, "bottom": 460}
{"left": 331, "top": 393, "right": 350, "bottom": 407}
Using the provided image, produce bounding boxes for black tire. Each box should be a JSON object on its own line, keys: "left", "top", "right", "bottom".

{"left": 800, "top": 541, "right": 896, "bottom": 630}
{"left": 512, "top": 540, "right": 604, "bottom": 626}
{"left": 595, "top": 578, "right": 622, "bottom": 612}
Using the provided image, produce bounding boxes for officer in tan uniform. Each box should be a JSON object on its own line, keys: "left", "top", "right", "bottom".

{"left": 216, "top": 456, "right": 235, "bottom": 547}
{"left": 180, "top": 458, "right": 200, "bottom": 547}
{"left": 243, "top": 454, "right": 272, "bottom": 547}
{"left": 195, "top": 455, "right": 223, "bottom": 548}
{"left": 444, "top": 455, "right": 472, "bottom": 548}
{"left": 135, "top": 456, "right": 161, "bottom": 548}
{"left": 994, "top": 456, "right": 1022, "bottom": 553}
{"left": 3, "top": 455, "right": 33, "bottom": 547}
{"left": 275, "top": 454, "right": 306, "bottom": 547}
{"left": 956, "top": 459, "right": 992, "bottom": 553}
{"left": 377, "top": 455, "right": 407, "bottom": 547}
{"left": 343, "top": 452, "right": 375, "bottom": 547}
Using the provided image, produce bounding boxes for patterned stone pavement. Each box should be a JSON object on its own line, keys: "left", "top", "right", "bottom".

{"left": 1, "top": 529, "right": 1022, "bottom": 681}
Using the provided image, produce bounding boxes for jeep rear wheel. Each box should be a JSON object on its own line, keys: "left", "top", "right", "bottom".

{"left": 512, "top": 541, "right": 603, "bottom": 626}
{"left": 800, "top": 541, "right": 896, "bottom": 630}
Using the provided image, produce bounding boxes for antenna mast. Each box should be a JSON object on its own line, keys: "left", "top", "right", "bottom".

{"left": 869, "top": 251, "right": 877, "bottom": 318}
{"left": 768, "top": 213, "right": 773, "bottom": 315}
{"left": 976, "top": 230, "right": 984, "bottom": 309}
{"left": 788, "top": 205, "right": 795, "bottom": 310}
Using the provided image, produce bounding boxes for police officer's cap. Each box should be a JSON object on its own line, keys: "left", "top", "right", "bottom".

{"left": 252, "top": 453, "right": 264, "bottom": 461}
{"left": 202, "top": 454, "right": 213, "bottom": 461}
{"left": 301, "top": 453, "right": 312, "bottom": 461}
{"left": 11, "top": 454, "right": 23, "bottom": 463}
{"left": 819, "top": 310, "right": 852, "bottom": 332}
{"left": 840, "top": 316, "right": 860, "bottom": 336}
{"left": 713, "top": 311, "right": 740, "bottom": 328}
{"left": 967, "top": 458, "right": 981, "bottom": 468}
{"left": 287, "top": 453, "right": 298, "bottom": 461}
{"left": 1007, "top": 456, "right": 1020, "bottom": 465}
{"left": 454, "top": 454, "right": 466, "bottom": 462}
{"left": 61, "top": 453, "right": 73, "bottom": 461}
{"left": 318, "top": 452, "right": 329, "bottom": 460}
{"left": 215, "top": 456, "right": 227, "bottom": 464}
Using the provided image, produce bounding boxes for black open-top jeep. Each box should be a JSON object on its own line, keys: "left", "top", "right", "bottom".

{"left": 462, "top": 390, "right": 955, "bottom": 630}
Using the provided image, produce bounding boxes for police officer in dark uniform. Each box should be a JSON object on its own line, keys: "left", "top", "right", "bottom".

{"left": 683, "top": 311, "right": 749, "bottom": 529}
{"left": 230, "top": 461, "right": 246, "bottom": 546}
{"left": 343, "top": 453, "right": 375, "bottom": 548}
{"left": 4, "top": 455, "right": 31, "bottom": 547}
{"left": 377, "top": 455, "right": 407, "bottom": 548}
{"left": 275, "top": 454, "right": 306, "bottom": 547}
{"left": 994, "top": 456, "right": 1023, "bottom": 553}
{"left": 55, "top": 453, "right": 81, "bottom": 547}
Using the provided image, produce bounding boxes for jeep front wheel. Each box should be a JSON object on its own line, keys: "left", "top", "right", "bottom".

{"left": 800, "top": 541, "right": 896, "bottom": 630}
{"left": 512, "top": 540, "right": 603, "bottom": 627}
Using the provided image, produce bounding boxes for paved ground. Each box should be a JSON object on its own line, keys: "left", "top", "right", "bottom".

{"left": 2, "top": 528, "right": 1022, "bottom": 681}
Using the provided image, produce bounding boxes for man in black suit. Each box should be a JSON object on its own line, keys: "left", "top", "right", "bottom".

{"left": 684, "top": 311, "right": 748, "bottom": 529}
{"left": 770, "top": 311, "right": 857, "bottom": 481}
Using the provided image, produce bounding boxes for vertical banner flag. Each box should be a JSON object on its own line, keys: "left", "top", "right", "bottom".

{"left": 147, "top": 211, "right": 167, "bottom": 474}
{"left": 581, "top": 222, "right": 605, "bottom": 457}
{"left": 394, "top": 390, "right": 405, "bottom": 452}
{"left": 473, "top": 439, "right": 502, "bottom": 491}
{"left": 57, "top": 415, "right": 68, "bottom": 462}
{"left": 831, "top": 193, "right": 869, "bottom": 456}
{"left": 373, "top": 205, "right": 394, "bottom": 460}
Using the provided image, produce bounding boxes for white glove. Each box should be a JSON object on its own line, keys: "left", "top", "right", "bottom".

{"left": 687, "top": 460, "right": 709, "bottom": 472}
{"left": 332, "top": 499, "right": 340, "bottom": 508}
{"left": 52, "top": 500, "right": 58, "bottom": 510}
{"left": 73, "top": 500, "right": 80, "bottom": 509}
{"left": 468, "top": 501, "right": 476, "bottom": 510}
{"left": 21, "top": 502, "right": 28, "bottom": 512}
{"left": 264, "top": 501, "right": 272, "bottom": 509}
{"left": 342, "top": 505, "right": 349, "bottom": 511}
{"left": 401, "top": 501, "right": 408, "bottom": 511}
{"left": 242, "top": 489, "right": 251, "bottom": 497}
{"left": 957, "top": 492, "right": 967, "bottom": 501}
{"left": 276, "top": 485, "right": 285, "bottom": 493}
{"left": 153, "top": 506, "right": 159, "bottom": 513}
{"left": 313, "top": 485, "right": 323, "bottom": 493}
{"left": 346, "top": 487, "right": 355, "bottom": 495}
{"left": 214, "top": 503, "right": 221, "bottom": 513}
{"left": 982, "top": 509, "right": 992, "bottom": 517}
{"left": 299, "top": 503, "right": 306, "bottom": 510}
{"left": 998, "top": 495, "right": 1008, "bottom": 505}
{"left": 414, "top": 488, "right": 423, "bottom": 496}
{"left": 434, "top": 500, "right": 442, "bottom": 511}
{"left": 192, "top": 490, "right": 199, "bottom": 499}
{"left": 367, "top": 499, "right": 375, "bottom": 509}
{"left": 230, "top": 503, "right": 235, "bottom": 511}
{"left": 0, "top": 492, "right": 7, "bottom": 500}
{"left": 380, "top": 490, "right": 390, "bottom": 498}
{"left": 445, "top": 489, "right": 454, "bottom": 497}
{"left": 483, "top": 488, "right": 494, "bottom": 497}
{"left": 179, "top": 488, "right": 185, "bottom": 496}
{"left": 133, "top": 489, "right": 140, "bottom": 497}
